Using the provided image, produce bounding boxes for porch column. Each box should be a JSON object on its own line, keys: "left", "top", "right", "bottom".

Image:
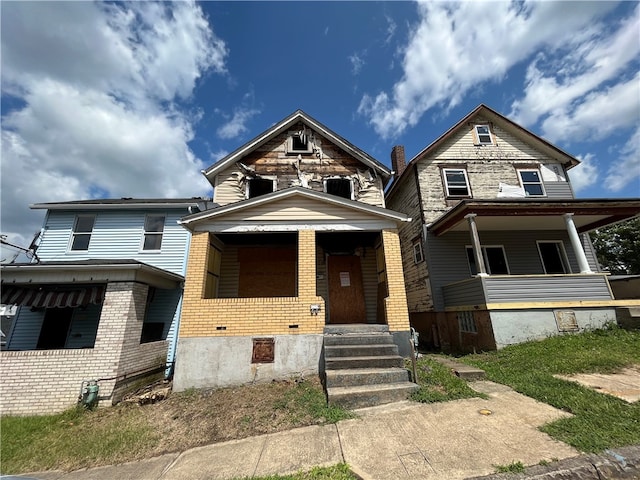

{"left": 465, "top": 213, "right": 487, "bottom": 276}
{"left": 563, "top": 213, "right": 593, "bottom": 274}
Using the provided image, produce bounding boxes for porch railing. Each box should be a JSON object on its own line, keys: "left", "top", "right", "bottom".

{"left": 443, "top": 273, "right": 613, "bottom": 309}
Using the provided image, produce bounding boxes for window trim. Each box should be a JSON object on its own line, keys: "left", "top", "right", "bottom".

{"left": 412, "top": 238, "right": 424, "bottom": 264}
{"left": 473, "top": 124, "right": 493, "bottom": 145}
{"left": 246, "top": 177, "right": 277, "bottom": 199}
{"left": 518, "top": 168, "right": 546, "bottom": 197}
{"left": 466, "top": 245, "right": 510, "bottom": 275}
{"left": 140, "top": 214, "right": 166, "bottom": 252}
{"left": 323, "top": 176, "right": 354, "bottom": 200}
{"left": 286, "top": 130, "right": 313, "bottom": 154}
{"left": 442, "top": 168, "right": 472, "bottom": 198}
{"left": 537, "top": 240, "right": 571, "bottom": 274}
{"left": 69, "top": 214, "right": 96, "bottom": 252}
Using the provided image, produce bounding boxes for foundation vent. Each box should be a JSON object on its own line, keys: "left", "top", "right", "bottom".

{"left": 554, "top": 310, "right": 579, "bottom": 332}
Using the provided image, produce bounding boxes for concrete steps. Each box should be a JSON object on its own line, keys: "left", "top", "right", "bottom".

{"left": 323, "top": 325, "right": 418, "bottom": 409}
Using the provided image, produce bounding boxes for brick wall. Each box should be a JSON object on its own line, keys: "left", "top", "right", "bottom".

{"left": 381, "top": 229, "right": 411, "bottom": 332}
{"left": 0, "top": 282, "right": 168, "bottom": 415}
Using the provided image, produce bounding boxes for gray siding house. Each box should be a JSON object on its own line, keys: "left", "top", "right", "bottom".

{"left": 386, "top": 104, "right": 640, "bottom": 352}
{"left": 0, "top": 198, "right": 207, "bottom": 415}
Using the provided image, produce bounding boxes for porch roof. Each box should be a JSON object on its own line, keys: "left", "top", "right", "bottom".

{"left": 428, "top": 198, "right": 640, "bottom": 236}
{"left": 179, "top": 187, "right": 412, "bottom": 232}
{"left": 0, "top": 259, "right": 184, "bottom": 290}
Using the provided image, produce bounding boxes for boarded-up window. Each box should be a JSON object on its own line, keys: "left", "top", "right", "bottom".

{"left": 238, "top": 247, "right": 297, "bottom": 297}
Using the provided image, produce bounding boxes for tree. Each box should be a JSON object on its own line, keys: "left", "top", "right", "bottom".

{"left": 590, "top": 218, "right": 640, "bottom": 275}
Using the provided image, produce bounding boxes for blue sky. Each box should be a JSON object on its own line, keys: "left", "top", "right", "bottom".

{"left": 1, "top": 1, "right": 639, "bottom": 260}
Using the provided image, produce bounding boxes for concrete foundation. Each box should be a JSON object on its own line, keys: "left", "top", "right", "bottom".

{"left": 173, "top": 334, "right": 324, "bottom": 391}
{"left": 490, "top": 308, "right": 616, "bottom": 348}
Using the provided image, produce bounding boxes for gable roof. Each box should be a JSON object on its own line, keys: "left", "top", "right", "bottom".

{"left": 202, "top": 110, "right": 392, "bottom": 185}
{"left": 179, "top": 187, "right": 410, "bottom": 229}
{"left": 386, "top": 104, "right": 581, "bottom": 199}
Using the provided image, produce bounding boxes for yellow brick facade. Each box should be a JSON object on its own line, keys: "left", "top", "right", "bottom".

{"left": 179, "top": 228, "right": 411, "bottom": 338}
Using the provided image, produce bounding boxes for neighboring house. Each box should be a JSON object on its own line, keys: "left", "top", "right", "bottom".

{"left": 0, "top": 198, "right": 207, "bottom": 415}
{"left": 385, "top": 104, "right": 640, "bottom": 353}
{"left": 173, "top": 110, "right": 414, "bottom": 400}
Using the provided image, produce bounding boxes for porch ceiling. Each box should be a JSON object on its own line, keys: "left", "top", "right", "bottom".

{"left": 429, "top": 199, "right": 640, "bottom": 236}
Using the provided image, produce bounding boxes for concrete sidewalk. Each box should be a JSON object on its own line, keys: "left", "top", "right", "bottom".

{"left": 18, "top": 380, "right": 590, "bottom": 480}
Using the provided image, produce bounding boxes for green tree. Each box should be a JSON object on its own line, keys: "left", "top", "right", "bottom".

{"left": 590, "top": 218, "right": 640, "bottom": 274}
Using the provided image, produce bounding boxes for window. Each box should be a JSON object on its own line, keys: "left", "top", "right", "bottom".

{"left": 537, "top": 241, "right": 571, "bottom": 274}
{"left": 474, "top": 124, "right": 493, "bottom": 145}
{"left": 458, "top": 311, "right": 477, "bottom": 333}
{"left": 518, "top": 169, "right": 545, "bottom": 196}
{"left": 142, "top": 214, "right": 165, "bottom": 251}
{"left": 70, "top": 214, "right": 95, "bottom": 251}
{"left": 412, "top": 238, "right": 424, "bottom": 264}
{"left": 324, "top": 178, "right": 353, "bottom": 199}
{"left": 287, "top": 131, "right": 313, "bottom": 154}
{"left": 466, "top": 246, "right": 509, "bottom": 275}
{"left": 443, "top": 168, "right": 471, "bottom": 197}
{"left": 247, "top": 178, "right": 275, "bottom": 199}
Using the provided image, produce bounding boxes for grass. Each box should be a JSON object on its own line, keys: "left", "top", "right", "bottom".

{"left": 234, "top": 464, "right": 358, "bottom": 480}
{"left": 463, "top": 326, "right": 640, "bottom": 453}
{"left": 493, "top": 461, "right": 525, "bottom": 473}
{"left": 0, "top": 377, "right": 352, "bottom": 474}
{"left": 409, "top": 356, "right": 485, "bottom": 403}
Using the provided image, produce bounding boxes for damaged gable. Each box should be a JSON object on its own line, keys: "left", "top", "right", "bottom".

{"left": 205, "top": 111, "right": 390, "bottom": 208}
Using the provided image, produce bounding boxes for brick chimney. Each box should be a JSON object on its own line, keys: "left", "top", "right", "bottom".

{"left": 390, "top": 145, "right": 406, "bottom": 177}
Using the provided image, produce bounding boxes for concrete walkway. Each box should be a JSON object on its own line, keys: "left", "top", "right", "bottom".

{"left": 19, "top": 380, "right": 584, "bottom": 480}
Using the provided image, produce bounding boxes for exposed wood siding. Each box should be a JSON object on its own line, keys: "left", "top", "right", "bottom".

{"left": 38, "top": 209, "right": 191, "bottom": 276}
{"left": 212, "top": 127, "right": 384, "bottom": 207}
{"left": 428, "top": 230, "right": 587, "bottom": 311}
{"left": 386, "top": 170, "right": 432, "bottom": 313}
{"left": 316, "top": 246, "right": 327, "bottom": 300}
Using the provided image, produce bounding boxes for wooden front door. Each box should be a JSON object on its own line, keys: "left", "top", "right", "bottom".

{"left": 327, "top": 255, "right": 367, "bottom": 324}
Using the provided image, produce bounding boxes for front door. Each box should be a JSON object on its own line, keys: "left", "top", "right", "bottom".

{"left": 327, "top": 255, "right": 367, "bottom": 324}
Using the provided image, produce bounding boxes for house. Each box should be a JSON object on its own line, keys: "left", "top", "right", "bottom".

{"left": 0, "top": 198, "right": 207, "bottom": 415}
{"left": 173, "top": 110, "right": 417, "bottom": 406}
{"left": 385, "top": 104, "right": 640, "bottom": 353}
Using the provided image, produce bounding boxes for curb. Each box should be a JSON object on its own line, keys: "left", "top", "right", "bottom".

{"left": 466, "top": 445, "right": 640, "bottom": 479}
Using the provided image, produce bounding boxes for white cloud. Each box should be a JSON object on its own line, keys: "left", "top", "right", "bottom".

{"left": 384, "top": 15, "right": 397, "bottom": 44}
{"left": 216, "top": 107, "right": 260, "bottom": 140}
{"left": 605, "top": 126, "right": 640, "bottom": 192}
{"left": 358, "top": 1, "right": 617, "bottom": 139}
{"left": 568, "top": 153, "right": 599, "bottom": 194}
{"left": 349, "top": 53, "right": 366, "bottom": 76}
{"left": 0, "top": 1, "right": 227, "bottom": 246}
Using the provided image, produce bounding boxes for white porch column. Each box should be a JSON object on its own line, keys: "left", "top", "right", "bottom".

{"left": 465, "top": 213, "right": 487, "bottom": 276}
{"left": 563, "top": 213, "right": 593, "bottom": 274}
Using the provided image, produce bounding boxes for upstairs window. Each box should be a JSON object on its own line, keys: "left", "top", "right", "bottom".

{"left": 466, "top": 246, "right": 509, "bottom": 275}
{"left": 247, "top": 178, "right": 275, "bottom": 199}
{"left": 474, "top": 124, "right": 493, "bottom": 145}
{"left": 324, "top": 178, "right": 353, "bottom": 200}
{"left": 518, "top": 169, "right": 545, "bottom": 196}
{"left": 287, "top": 130, "right": 313, "bottom": 154}
{"left": 412, "top": 238, "right": 424, "bottom": 264}
{"left": 70, "top": 214, "right": 95, "bottom": 251}
{"left": 142, "top": 214, "right": 165, "bottom": 251}
{"left": 443, "top": 168, "right": 471, "bottom": 197}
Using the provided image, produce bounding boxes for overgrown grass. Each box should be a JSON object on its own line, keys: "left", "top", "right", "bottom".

{"left": 409, "top": 357, "right": 484, "bottom": 403}
{"left": 494, "top": 461, "right": 525, "bottom": 473}
{"left": 278, "top": 379, "right": 355, "bottom": 424}
{"left": 234, "top": 463, "right": 358, "bottom": 480}
{"left": 1, "top": 405, "right": 158, "bottom": 474}
{"left": 463, "top": 326, "right": 640, "bottom": 453}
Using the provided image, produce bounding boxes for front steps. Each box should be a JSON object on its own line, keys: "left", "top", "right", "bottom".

{"left": 323, "top": 325, "right": 418, "bottom": 409}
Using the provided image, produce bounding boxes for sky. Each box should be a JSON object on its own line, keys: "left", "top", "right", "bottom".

{"left": 1, "top": 0, "right": 639, "bottom": 261}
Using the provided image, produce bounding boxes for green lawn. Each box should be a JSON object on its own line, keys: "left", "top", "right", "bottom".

{"left": 409, "top": 356, "right": 485, "bottom": 403}
{"left": 463, "top": 326, "right": 640, "bottom": 452}
{"left": 234, "top": 464, "right": 358, "bottom": 480}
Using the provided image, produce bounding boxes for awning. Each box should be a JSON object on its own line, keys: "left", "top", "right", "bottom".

{"left": 1, "top": 285, "right": 105, "bottom": 308}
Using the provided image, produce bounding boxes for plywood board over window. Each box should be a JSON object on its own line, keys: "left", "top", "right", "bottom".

{"left": 237, "top": 247, "right": 297, "bottom": 297}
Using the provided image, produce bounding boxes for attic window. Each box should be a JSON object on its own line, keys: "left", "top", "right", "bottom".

{"left": 324, "top": 178, "right": 353, "bottom": 200}
{"left": 287, "top": 130, "right": 313, "bottom": 154}
{"left": 474, "top": 125, "right": 493, "bottom": 145}
{"left": 247, "top": 178, "right": 275, "bottom": 199}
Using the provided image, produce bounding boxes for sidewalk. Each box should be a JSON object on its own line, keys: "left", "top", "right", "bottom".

{"left": 18, "top": 380, "right": 594, "bottom": 480}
